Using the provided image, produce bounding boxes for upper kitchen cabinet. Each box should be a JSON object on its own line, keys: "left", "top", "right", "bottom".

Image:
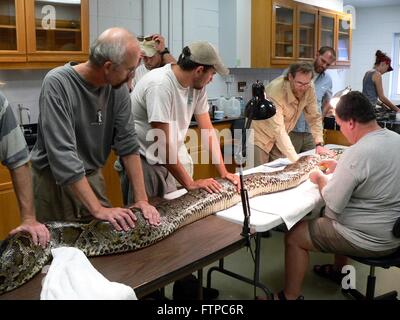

{"left": 253, "top": 0, "right": 317, "bottom": 68}
{"left": 318, "top": 9, "right": 352, "bottom": 66}
{"left": 0, "top": 0, "right": 26, "bottom": 63}
{"left": 271, "top": 0, "right": 296, "bottom": 65}
{"left": 251, "top": 0, "right": 351, "bottom": 68}
{"left": 0, "top": 0, "right": 89, "bottom": 69}
{"left": 335, "top": 12, "right": 352, "bottom": 66}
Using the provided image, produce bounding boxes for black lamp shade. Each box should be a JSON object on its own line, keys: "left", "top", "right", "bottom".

{"left": 250, "top": 98, "right": 276, "bottom": 120}
{"left": 244, "top": 81, "right": 276, "bottom": 120}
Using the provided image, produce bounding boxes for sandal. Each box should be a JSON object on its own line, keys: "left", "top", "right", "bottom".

{"left": 313, "top": 264, "right": 343, "bottom": 285}
{"left": 276, "top": 290, "right": 304, "bottom": 300}
{"left": 255, "top": 290, "right": 304, "bottom": 300}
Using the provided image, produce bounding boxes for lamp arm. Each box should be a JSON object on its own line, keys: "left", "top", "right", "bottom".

{"left": 240, "top": 100, "right": 255, "bottom": 159}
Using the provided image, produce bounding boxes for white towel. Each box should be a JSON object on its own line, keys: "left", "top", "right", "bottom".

{"left": 249, "top": 180, "right": 323, "bottom": 230}
{"left": 40, "top": 247, "right": 137, "bottom": 300}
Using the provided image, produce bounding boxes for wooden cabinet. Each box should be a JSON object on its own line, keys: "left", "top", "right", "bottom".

{"left": 271, "top": 1, "right": 318, "bottom": 65}
{"left": 186, "top": 122, "right": 237, "bottom": 180}
{"left": 0, "top": 164, "right": 20, "bottom": 240}
{"left": 336, "top": 12, "right": 352, "bottom": 66}
{"left": 0, "top": 0, "right": 26, "bottom": 63}
{"left": 0, "top": 0, "right": 89, "bottom": 69}
{"left": 324, "top": 129, "right": 351, "bottom": 146}
{"left": 252, "top": 0, "right": 351, "bottom": 68}
{"left": 318, "top": 10, "right": 352, "bottom": 67}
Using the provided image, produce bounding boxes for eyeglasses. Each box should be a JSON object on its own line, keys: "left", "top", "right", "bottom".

{"left": 137, "top": 36, "right": 153, "bottom": 42}
{"left": 113, "top": 62, "right": 136, "bottom": 77}
{"left": 294, "top": 80, "right": 311, "bottom": 87}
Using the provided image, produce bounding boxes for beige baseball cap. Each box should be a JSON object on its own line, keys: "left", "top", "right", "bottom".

{"left": 187, "top": 41, "right": 229, "bottom": 76}
{"left": 139, "top": 39, "right": 157, "bottom": 58}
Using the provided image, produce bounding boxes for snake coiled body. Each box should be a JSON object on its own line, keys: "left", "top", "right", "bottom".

{"left": 0, "top": 154, "right": 326, "bottom": 295}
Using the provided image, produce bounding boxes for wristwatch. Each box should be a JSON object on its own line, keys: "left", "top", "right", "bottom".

{"left": 315, "top": 142, "right": 325, "bottom": 147}
{"left": 159, "top": 48, "right": 170, "bottom": 56}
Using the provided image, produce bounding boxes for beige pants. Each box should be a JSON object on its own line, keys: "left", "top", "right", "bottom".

{"left": 253, "top": 145, "right": 285, "bottom": 167}
{"left": 32, "top": 166, "right": 111, "bottom": 222}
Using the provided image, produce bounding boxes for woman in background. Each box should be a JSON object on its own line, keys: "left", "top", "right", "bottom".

{"left": 362, "top": 50, "right": 399, "bottom": 112}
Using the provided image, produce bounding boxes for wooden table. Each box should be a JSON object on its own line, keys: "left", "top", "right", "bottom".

{"left": 0, "top": 216, "right": 251, "bottom": 300}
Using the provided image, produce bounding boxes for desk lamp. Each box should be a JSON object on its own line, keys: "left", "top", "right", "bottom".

{"left": 236, "top": 81, "right": 276, "bottom": 241}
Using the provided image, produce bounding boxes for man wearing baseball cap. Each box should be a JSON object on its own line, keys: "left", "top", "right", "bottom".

{"left": 129, "top": 34, "right": 176, "bottom": 89}
{"left": 121, "top": 41, "right": 239, "bottom": 203}
{"left": 120, "top": 41, "right": 240, "bottom": 301}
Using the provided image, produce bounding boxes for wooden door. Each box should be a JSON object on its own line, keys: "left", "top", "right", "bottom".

{"left": 318, "top": 11, "right": 336, "bottom": 52}
{"left": 297, "top": 4, "right": 317, "bottom": 61}
{"left": 0, "top": 0, "right": 26, "bottom": 62}
{"left": 336, "top": 13, "right": 352, "bottom": 66}
{"left": 271, "top": 0, "right": 296, "bottom": 65}
{"left": 0, "top": 165, "right": 20, "bottom": 240}
{"left": 24, "top": 0, "right": 89, "bottom": 62}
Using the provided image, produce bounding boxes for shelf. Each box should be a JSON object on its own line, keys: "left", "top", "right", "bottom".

{"left": 276, "top": 42, "right": 292, "bottom": 45}
{"left": 321, "top": 28, "right": 334, "bottom": 33}
{"left": 36, "top": 28, "right": 81, "bottom": 32}
{"left": 338, "top": 31, "right": 349, "bottom": 35}
{"left": 299, "top": 44, "right": 313, "bottom": 47}
{"left": 276, "top": 21, "right": 293, "bottom": 26}
{"left": 0, "top": 25, "right": 16, "bottom": 29}
{"left": 299, "top": 25, "right": 314, "bottom": 30}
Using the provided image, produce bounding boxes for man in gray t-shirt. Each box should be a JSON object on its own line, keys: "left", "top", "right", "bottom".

{"left": 271, "top": 91, "right": 400, "bottom": 300}
{"left": 30, "top": 28, "right": 160, "bottom": 231}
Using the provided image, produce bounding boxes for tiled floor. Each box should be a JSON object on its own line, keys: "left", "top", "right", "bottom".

{"left": 163, "top": 230, "right": 400, "bottom": 300}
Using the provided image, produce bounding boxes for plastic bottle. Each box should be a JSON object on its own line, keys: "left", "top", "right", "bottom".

{"left": 230, "top": 97, "right": 241, "bottom": 117}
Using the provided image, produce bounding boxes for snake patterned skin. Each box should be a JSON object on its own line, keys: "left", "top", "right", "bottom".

{"left": 0, "top": 153, "right": 336, "bottom": 295}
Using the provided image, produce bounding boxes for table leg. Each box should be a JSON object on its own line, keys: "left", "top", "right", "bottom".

{"left": 206, "top": 233, "right": 272, "bottom": 298}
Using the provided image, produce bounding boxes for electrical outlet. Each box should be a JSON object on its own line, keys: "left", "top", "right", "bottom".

{"left": 238, "top": 81, "right": 247, "bottom": 93}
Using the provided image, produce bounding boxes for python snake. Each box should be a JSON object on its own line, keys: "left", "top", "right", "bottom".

{"left": 0, "top": 153, "right": 338, "bottom": 295}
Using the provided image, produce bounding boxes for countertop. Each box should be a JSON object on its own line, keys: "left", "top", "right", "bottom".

{"left": 324, "top": 116, "right": 400, "bottom": 134}
{"left": 190, "top": 116, "right": 244, "bottom": 127}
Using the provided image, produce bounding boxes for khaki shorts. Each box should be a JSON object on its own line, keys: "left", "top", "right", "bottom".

{"left": 308, "top": 217, "right": 397, "bottom": 258}
{"left": 32, "top": 166, "right": 111, "bottom": 222}
{"left": 288, "top": 131, "right": 315, "bottom": 154}
{"left": 253, "top": 144, "right": 285, "bottom": 167}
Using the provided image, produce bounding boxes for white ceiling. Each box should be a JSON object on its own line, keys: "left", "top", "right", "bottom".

{"left": 343, "top": 0, "right": 400, "bottom": 8}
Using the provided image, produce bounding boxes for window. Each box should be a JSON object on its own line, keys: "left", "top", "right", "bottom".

{"left": 391, "top": 33, "right": 400, "bottom": 101}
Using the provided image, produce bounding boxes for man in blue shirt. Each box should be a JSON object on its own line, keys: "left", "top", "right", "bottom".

{"left": 289, "top": 47, "right": 336, "bottom": 152}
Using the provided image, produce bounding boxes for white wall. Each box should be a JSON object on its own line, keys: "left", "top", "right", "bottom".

{"left": 346, "top": 5, "right": 400, "bottom": 103}
{"left": 295, "top": 0, "right": 343, "bottom": 11}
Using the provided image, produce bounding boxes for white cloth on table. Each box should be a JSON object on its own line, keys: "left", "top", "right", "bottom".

{"left": 40, "top": 247, "right": 137, "bottom": 300}
{"left": 248, "top": 179, "right": 324, "bottom": 230}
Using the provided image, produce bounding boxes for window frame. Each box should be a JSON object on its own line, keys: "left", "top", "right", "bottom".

{"left": 390, "top": 33, "right": 400, "bottom": 101}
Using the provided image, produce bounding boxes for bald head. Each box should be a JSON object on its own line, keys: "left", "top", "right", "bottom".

{"left": 89, "top": 27, "right": 140, "bottom": 67}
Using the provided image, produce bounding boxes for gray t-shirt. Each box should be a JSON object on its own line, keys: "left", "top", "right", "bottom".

{"left": 0, "top": 91, "right": 30, "bottom": 169}
{"left": 323, "top": 129, "right": 400, "bottom": 251}
{"left": 31, "top": 62, "right": 139, "bottom": 186}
